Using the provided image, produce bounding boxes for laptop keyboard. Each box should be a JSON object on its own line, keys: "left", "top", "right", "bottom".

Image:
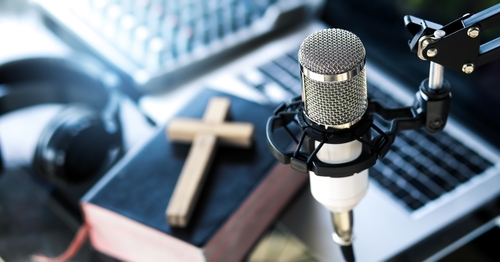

{"left": 242, "top": 49, "right": 495, "bottom": 212}
{"left": 368, "top": 88, "right": 494, "bottom": 211}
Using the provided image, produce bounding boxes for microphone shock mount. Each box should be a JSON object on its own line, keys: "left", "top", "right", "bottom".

{"left": 266, "top": 79, "right": 452, "bottom": 177}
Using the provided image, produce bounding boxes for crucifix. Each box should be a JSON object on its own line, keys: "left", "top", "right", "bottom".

{"left": 166, "top": 97, "right": 254, "bottom": 227}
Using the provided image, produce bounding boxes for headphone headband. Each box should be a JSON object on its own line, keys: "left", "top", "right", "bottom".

{"left": 0, "top": 56, "right": 117, "bottom": 116}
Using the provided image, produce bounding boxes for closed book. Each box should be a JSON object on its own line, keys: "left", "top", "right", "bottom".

{"left": 81, "top": 89, "right": 307, "bottom": 262}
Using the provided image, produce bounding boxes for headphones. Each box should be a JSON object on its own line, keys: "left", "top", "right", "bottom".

{"left": 0, "top": 55, "right": 123, "bottom": 184}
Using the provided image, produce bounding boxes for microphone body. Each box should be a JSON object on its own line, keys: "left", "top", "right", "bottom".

{"left": 298, "top": 28, "right": 369, "bottom": 257}
{"left": 309, "top": 141, "right": 368, "bottom": 213}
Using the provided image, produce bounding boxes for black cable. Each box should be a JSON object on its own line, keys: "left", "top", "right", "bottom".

{"left": 341, "top": 244, "right": 356, "bottom": 262}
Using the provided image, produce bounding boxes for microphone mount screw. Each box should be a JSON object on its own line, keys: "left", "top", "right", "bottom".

{"left": 426, "top": 48, "right": 438, "bottom": 57}
{"left": 430, "top": 118, "right": 443, "bottom": 129}
{"left": 433, "top": 30, "right": 446, "bottom": 38}
{"left": 462, "top": 63, "right": 475, "bottom": 74}
{"left": 467, "top": 27, "right": 480, "bottom": 38}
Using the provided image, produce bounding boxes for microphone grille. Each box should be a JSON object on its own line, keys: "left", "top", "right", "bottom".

{"left": 298, "top": 28, "right": 365, "bottom": 75}
{"left": 303, "top": 69, "right": 367, "bottom": 127}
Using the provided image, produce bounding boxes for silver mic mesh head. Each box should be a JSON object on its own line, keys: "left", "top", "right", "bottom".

{"left": 299, "top": 29, "right": 367, "bottom": 129}
{"left": 298, "top": 28, "right": 366, "bottom": 75}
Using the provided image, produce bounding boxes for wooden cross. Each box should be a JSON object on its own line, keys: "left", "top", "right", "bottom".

{"left": 165, "top": 97, "right": 254, "bottom": 227}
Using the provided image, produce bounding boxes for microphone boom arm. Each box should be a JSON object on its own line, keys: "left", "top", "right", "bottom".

{"left": 405, "top": 3, "right": 500, "bottom": 74}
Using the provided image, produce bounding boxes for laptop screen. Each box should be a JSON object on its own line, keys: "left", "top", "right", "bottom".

{"left": 322, "top": 1, "right": 500, "bottom": 148}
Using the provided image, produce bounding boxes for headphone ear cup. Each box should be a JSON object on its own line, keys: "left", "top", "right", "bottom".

{"left": 33, "top": 104, "right": 118, "bottom": 184}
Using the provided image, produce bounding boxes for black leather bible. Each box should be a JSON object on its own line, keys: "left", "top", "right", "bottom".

{"left": 81, "top": 89, "right": 307, "bottom": 262}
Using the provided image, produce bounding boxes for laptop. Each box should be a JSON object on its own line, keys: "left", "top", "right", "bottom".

{"left": 35, "top": 0, "right": 500, "bottom": 261}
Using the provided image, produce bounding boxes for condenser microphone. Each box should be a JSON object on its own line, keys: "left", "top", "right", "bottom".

{"left": 298, "top": 28, "right": 369, "bottom": 262}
